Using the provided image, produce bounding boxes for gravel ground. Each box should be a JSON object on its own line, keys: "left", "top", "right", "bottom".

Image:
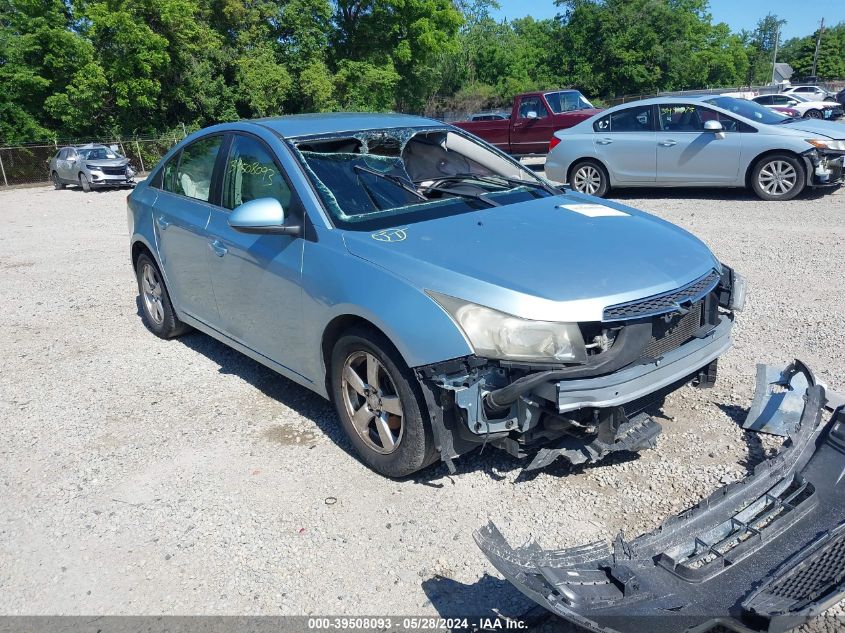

{"left": 1, "top": 178, "right": 843, "bottom": 627}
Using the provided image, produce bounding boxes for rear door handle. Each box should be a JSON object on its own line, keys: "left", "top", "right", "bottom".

{"left": 209, "top": 239, "right": 228, "bottom": 257}
{"left": 596, "top": 138, "right": 613, "bottom": 145}
{"left": 659, "top": 140, "right": 678, "bottom": 147}
{"left": 155, "top": 215, "right": 171, "bottom": 230}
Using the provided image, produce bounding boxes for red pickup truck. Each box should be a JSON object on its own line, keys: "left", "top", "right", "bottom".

{"left": 453, "top": 90, "right": 602, "bottom": 155}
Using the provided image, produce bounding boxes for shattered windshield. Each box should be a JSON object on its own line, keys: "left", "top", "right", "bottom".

{"left": 289, "top": 127, "right": 557, "bottom": 231}
{"left": 545, "top": 91, "right": 594, "bottom": 113}
{"left": 78, "top": 147, "right": 120, "bottom": 160}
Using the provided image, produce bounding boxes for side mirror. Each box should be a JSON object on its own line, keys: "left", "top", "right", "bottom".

{"left": 228, "top": 197, "right": 301, "bottom": 236}
{"left": 704, "top": 120, "right": 726, "bottom": 139}
{"left": 526, "top": 111, "right": 539, "bottom": 120}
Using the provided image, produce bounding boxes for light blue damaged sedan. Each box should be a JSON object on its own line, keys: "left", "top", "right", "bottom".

{"left": 547, "top": 96, "right": 845, "bottom": 201}
{"left": 128, "top": 113, "right": 746, "bottom": 477}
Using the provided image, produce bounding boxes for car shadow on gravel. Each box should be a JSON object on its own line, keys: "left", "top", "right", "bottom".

{"left": 421, "top": 574, "right": 576, "bottom": 630}
{"left": 172, "top": 325, "right": 356, "bottom": 456}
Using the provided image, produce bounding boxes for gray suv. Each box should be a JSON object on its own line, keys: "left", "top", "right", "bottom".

{"left": 49, "top": 144, "right": 136, "bottom": 192}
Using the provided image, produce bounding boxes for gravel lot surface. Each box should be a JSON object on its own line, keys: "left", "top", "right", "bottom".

{"left": 1, "top": 177, "right": 843, "bottom": 627}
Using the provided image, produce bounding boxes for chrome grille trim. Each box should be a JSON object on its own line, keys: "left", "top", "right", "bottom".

{"left": 602, "top": 269, "right": 721, "bottom": 322}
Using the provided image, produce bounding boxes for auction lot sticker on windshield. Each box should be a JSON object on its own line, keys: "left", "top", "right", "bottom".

{"left": 557, "top": 203, "right": 630, "bottom": 217}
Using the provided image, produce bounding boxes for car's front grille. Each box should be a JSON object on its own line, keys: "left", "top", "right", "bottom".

{"left": 101, "top": 166, "right": 127, "bottom": 176}
{"left": 641, "top": 301, "right": 703, "bottom": 360}
{"left": 602, "top": 269, "right": 720, "bottom": 321}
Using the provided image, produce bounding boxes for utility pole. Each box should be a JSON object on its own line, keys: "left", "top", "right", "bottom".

{"left": 771, "top": 22, "right": 780, "bottom": 85}
{"left": 811, "top": 18, "right": 825, "bottom": 78}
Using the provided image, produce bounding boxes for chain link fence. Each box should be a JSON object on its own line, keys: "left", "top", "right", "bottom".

{"left": 0, "top": 134, "right": 185, "bottom": 188}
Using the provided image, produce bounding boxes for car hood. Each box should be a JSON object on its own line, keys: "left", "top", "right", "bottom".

{"left": 342, "top": 194, "right": 720, "bottom": 323}
{"left": 781, "top": 119, "right": 845, "bottom": 139}
{"left": 83, "top": 158, "right": 129, "bottom": 167}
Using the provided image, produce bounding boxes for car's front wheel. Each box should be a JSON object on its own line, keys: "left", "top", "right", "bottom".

{"left": 751, "top": 154, "right": 806, "bottom": 201}
{"left": 135, "top": 253, "right": 191, "bottom": 339}
{"left": 51, "top": 171, "right": 65, "bottom": 190}
{"left": 330, "top": 327, "right": 436, "bottom": 478}
{"left": 79, "top": 172, "right": 91, "bottom": 192}
{"left": 569, "top": 160, "right": 609, "bottom": 197}
{"left": 804, "top": 109, "right": 823, "bottom": 119}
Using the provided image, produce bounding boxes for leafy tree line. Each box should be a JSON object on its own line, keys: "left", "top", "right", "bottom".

{"left": 0, "top": 0, "right": 842, "bottom": 144}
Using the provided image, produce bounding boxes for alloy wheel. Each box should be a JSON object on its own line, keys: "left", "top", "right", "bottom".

{"left": 341, "top": 351, "right": 404, "bottom": 455}
{"left": 807, "top": 109, "right": 823, "bottom": 119}
{"left": 573, "top": 165, "right": 602, "bottom": 195}
{"left": 758, "top": 160, "right": 797, "bottom": 197}
{"left": 140, "top": 262, "right": 165, "bottom": 325}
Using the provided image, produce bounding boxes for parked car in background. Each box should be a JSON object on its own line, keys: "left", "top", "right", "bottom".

{"left": 467, "top": 111, "right": 510, "bottom": 122}
{"left": 783, "top": 85, "right": 833, "bottom": 101}
{"left": 49, "top": 144, "right": 136, "bottom": 192}
{"left": 770, "top": 106, "right": 802, "bottom": 118}
{"left": 453, "top": 90, "right": 602, "bottom": 155}
{"left": 546, "top": 96, "right": 845, "bottom": 201}
{"left": 836, "top": 88, "right": 845, "bottom": 106}
{"left": 128, "top": 113, "right": 744, "bottom": 477}
{"left": 753, "top": 94, "right": 843, "bottom": 120}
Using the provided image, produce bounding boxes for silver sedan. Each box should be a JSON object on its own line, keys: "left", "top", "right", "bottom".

{"left": 546, "top": 96, "right": 845, "bottom": 201}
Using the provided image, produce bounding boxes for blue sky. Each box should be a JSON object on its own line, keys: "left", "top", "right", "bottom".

{"left": 492, "top": 0, "right": 844, "bottom": 40}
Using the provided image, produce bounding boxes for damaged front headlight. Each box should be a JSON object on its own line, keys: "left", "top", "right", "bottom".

{"left": 720, "top": 264, "right": 747, "bottom": 312}
{"left": 427, "top": 291, "right": 587, "bottom": 363}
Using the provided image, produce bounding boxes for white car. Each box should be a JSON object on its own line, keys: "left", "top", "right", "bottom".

{"left": 784, "top": 85, "right": 832, "bottom": 101}
{"left": 752, "top": 94, "right": 843, "bottom": 120}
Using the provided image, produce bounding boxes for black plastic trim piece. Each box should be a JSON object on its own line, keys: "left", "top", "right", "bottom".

{"left": 476, "top": 384, "right": 845, "bottom": 632}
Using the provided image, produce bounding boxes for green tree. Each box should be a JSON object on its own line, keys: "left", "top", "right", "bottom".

{"left": 780, "top": 23, "right": 845, "bottom": 80}
{"left": 0, "top": 0, "right": 106, "bottom": 141}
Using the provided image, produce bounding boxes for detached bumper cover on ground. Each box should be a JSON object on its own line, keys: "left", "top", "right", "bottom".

{"left": 476, "top": 376, "right": 845, "bottom": 633}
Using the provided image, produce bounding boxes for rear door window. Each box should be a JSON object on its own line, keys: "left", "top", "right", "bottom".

{"left": 609, "top": 105, "right": 654, "bottom": 132}
{"left": 173, "top": 136, "right": 223, "bottom": 202}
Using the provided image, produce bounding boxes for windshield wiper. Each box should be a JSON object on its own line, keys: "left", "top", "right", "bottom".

{"left": 449, "top": 172, "right": 559, "bottom": 195}
{"left": 423, "top": 184, "right": 502, "bottom": 208}
{"left": 353, "top": 164, "right": 427, "bottom": 201}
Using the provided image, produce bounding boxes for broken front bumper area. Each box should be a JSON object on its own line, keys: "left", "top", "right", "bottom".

{"left": 476, "top": 378, "right": 845, "bottom": 633}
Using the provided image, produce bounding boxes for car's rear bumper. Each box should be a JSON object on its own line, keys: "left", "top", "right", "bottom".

{"left": 532, "top": 315, "right": 732, "bottom": 414}
{"left": 476, "top": 381, "right": 845, "bottom": 632}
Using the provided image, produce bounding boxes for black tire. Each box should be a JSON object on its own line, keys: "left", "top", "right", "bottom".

{"left": 330, "top": 327, "right": 437, "bottom": 478}
{"left": 804, "top": 109, "right": 823, "bottom": 119}
{"left": 51, "top": 171, "right": 65, "bottom": 190}
{"left": 750, "top": 153, "right": 806, "bottom": 201}
{"left": 569, "top": 159, "right": 609, "bottom": 197}
{"left": 135, "top": 253, "right": 191, "bottom": 339}
{"left": 79, "top": 172, "right": 91, "bottom": 192}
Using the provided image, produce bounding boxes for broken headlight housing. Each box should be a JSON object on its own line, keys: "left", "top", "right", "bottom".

{"left": 806, "top": 138, "right": 845, "bottom": 151}
{"left": 719, "top": 264, "right": 747, "bottom": 312}
{"left": 427, "top": 291, "right": 587, "bottom": 363}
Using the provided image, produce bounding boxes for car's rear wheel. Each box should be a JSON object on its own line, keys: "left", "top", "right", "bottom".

{"left": 751, "top": 154, "right": 806, "bottom": 201}
{"left": 51, "top": 171, "right": 65, "bottom": 190}
{"left": 804, "top": 109, "right": 823, "bottom": 119}
{"left": 569, "top": 160, "right": 609, "bottom": 197}
{"left": 135, "top": 253, "right": 191, "bottom": 339}
{"left": 79, "top": 172, "right": 91, "bottom": 192}
{"left": 330, "top": 327, "right": 436, "bottom": 478}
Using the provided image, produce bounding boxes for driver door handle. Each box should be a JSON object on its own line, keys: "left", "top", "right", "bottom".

{"left": 659, "top": 140, "right": 678, "bottom": 147}
{"left": 155, "top": 215, "right": 171, "bottom": 230}
{"left": 596, "top": 138, "right": 613, "bottom": 145}
{"left": 209, "top": 239, "right": 228, "bottom": 257}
